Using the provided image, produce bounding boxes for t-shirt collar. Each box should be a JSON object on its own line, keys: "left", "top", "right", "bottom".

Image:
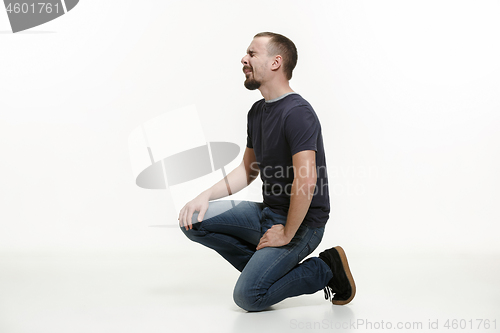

{"left": 265, "top": 92, "right": 298, "bottom": 103}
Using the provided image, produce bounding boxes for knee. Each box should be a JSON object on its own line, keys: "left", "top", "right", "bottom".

{"left": 233, "top": 282, "right": 265, "bottom": 312}
{"left": 179, "top": 224, "right": 198, "bottom": 241}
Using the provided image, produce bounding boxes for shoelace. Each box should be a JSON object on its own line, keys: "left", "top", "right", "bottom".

{"left": 324, "top": 286, "right": 332, "bottom": 302}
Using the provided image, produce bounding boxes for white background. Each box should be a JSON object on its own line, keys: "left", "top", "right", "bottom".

{"left": 1, "top": 1, "right": 500, "bottom": 332}
{"left": 1, "top": 0, "right": 499, "bottom": 254}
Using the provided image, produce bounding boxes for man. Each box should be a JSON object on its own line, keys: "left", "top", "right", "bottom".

{"left": 178, "top": 32, "right": 355, "bottom": 312}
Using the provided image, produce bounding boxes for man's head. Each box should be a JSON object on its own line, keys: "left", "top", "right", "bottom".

{"left": 241, "top": 32, "right": 298, "bottom": 91}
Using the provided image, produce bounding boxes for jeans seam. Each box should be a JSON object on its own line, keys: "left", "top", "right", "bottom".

{"left": 200, "top": 221, "right": 261, "bottom": 234}
{"left": 207, "top": 232, "right": 256, "bottom": 258}
{"left": 264, "top": 270, "right": 320, "bottom": 302}
{"left": 253, "top": 228, "right": 314, "bottom": 301}
{"left": 296, "top": 228, "right": 318, "bottom": 260}
{"left": 253, "top": 229, "right": 320, "bottom": 307}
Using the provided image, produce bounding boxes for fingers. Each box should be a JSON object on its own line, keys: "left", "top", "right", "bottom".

{"left": 257, "top": 239, "right": 270, "bottom": 250}
{"left": 256, "top": 225, "right": 286, "bottom": 250}
{"left": 198, "top": 205, "right": 207, "bottom": 222}
{"left": 178, "top": 208, "right": 185, "bottom": 228}
{"left": 181, "top": 209, "right": 188, "bottom": 230}
{"left": 256, "top": 233, "right": 267, "bottom": 250}
{"left": 178, "top": 198, "right": 209, "bottom": 231}
{"left": 179, "top": 208, "right": 187, "bottom": 230}
{"left": 186, "top": 207, "right": 195, "bottom": 230}
{"left": 178, "top": 206, "right": 192, "bottom": 231}
{"left": 178, "top": 204, "right": 199, "bottom": 231}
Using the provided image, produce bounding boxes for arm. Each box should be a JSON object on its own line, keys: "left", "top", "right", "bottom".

{"left": 205, "top": 146, "right": 259, "bottom": 201}
{"left": 256, "top": 150, "right": 317, "bottom": 250}
{"left": 179, "top": 147, "right": 259, "bottom": 230}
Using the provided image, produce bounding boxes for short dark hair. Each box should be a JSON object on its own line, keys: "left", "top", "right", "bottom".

{"left": 254, "top": 32, "right": 298, "bottom": 80}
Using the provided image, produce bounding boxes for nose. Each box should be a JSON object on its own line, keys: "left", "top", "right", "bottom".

{"left": 241, "top": 55, "right": 249, "bottom": 65}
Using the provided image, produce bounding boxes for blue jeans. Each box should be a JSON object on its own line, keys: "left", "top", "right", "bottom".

{"left": 180, "top": 200, "right": 333, "bottom": 312}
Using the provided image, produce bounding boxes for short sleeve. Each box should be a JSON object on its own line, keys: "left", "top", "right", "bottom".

{"left": 246, "top": 110, "right": 253, "bottom": 149}
{"left": 284, "top": 106, "right": 319, "bottom": 156}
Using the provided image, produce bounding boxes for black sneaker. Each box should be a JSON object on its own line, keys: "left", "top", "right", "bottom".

{"left": 319, "top": 246, "right": 356, "bottom": 305}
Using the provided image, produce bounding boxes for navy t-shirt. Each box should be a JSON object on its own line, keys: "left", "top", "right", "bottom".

{"left": 246, "top": 93, "right": 330, "bottom": 228}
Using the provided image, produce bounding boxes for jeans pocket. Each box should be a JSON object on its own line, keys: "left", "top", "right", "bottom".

{"left": 297, "top": 243, "right": 311, "bottom": 262}
{"left": 309, "top": 228, "right": 324, "bottom": 252}
{"left": 297, "top": 227, "right": 324, "bottom": 262}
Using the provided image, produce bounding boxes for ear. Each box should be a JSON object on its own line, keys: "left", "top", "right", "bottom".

{"left": 270, "top": 55, "right": 282, "bottom": 72}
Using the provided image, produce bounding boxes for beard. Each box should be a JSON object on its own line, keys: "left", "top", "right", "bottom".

{"left": 243, "top": 66, "right": 261, "bottom": 90}
{"left": 244, "top": 76, "right": 261, "bottom": 90}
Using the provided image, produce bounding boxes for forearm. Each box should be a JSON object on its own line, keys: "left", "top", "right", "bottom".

{"left": 203, "top": 161, "right": 256, "bottom": 201}
{"left": 256, "top": 150, "right": 317, "bottom": 250}
{"left": 284, "top": 177, "right": 316, "bottom": 239}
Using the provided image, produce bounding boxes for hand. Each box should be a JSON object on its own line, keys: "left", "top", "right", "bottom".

{"left": 178, "top": 192, "right": 210, "bottom": 230}
{"left": 256, "top": 224, "right": 292, "bottom": 250}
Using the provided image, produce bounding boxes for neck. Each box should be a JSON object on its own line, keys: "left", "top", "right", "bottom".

{"left": 258, "top": 78, "right": 294, "bottom": 101}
